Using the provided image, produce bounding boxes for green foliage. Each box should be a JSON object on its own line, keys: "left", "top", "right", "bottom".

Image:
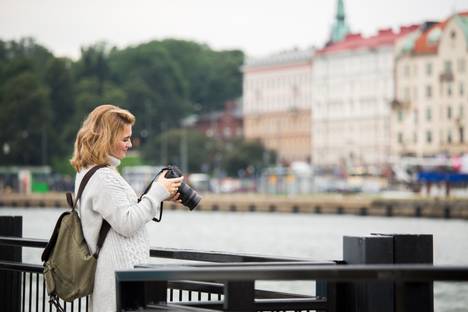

{"left": 108, "top": 41, "right": 190, "bottom": 137}
{"left": 0, "top": 37, "right": 247, "bottom": 177}
{"left": 142, "top": 128, "right": 221, "bottom": 173}
{"left": 51, "top": 156, "right": 75, "bottom": 176}
{"left": 142, "top": 129, "right": 276, "bottom": 177}
{"left": 223, "top": 139, "right": 277, "bottom": 176}
{"left": 0, "top": 71, "right": 51, "bottom": 165}
{"left": 120, "top": 154, "right": 146, "bottom": 167}
{"left": 159, "top": 39, "right": 244, "bottom": 113}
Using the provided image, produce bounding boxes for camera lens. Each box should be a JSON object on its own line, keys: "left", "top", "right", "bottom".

{"left": 178, "top": 183, "right": 201, "bottom": 210}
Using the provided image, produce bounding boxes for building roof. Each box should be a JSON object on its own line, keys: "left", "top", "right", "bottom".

{"left": 317, "top": 25, "right": 419, "bottom": 56}
{"left": 403, "top": 11, "right": 468, "bottom": 55}
{"left": 243, "top": 47, "right": 314, "bottom": 70}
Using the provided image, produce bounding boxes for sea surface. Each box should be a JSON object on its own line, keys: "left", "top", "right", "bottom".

{"left": 1, "top": 207, "right": 467, "bottom": 312}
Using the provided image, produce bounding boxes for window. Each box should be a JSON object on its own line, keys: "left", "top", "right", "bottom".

{"left": 448, "top": 85, "right": 452, "bottom": 97}
{"left": 447, "top": 131, "right": 452, "bottom": 144}
{"left": 448, "top": 106, "right": 452, "bottom": 120}
{"left": 404, "top": 87, "right": 411, "bottom": 101}
{"left": 426, "top": 85, "right": 432, "bottom": 98}
{"left": 224, "top": 127, "right": 231, "bottom": 138}
{"left": 460, "top": 82, "right": 464, "bottom": 96}
{"left": 413, "top": 132, "right": 418, "bottom": 143}
{"left": 444, "top": 60, "right": 452, "bottom": 73}
{"left": 426, "top": 107, "right": 432, "bottom": 121}
{"left": 398, "top": 132, "right": 403, "bottom": 144}
{"left": 414, "top": 109, "right": 418, "bottom": 124}
{"left": 460, "top": 105, "right": 464, "bottom": 118}
{"left": 451, "top": 30, "right": 456, "bottom": 48}
{"left": 398, "top": 110, "right": 404, "bottom": 122}
{"left": 426, "top": 131, "right": 432, "bottom": 143}
{"left": 460, "top": 127, "right": 465, "bottom": 143}
{"left": 426, "top": 62, "right": 432, "bottom": 76}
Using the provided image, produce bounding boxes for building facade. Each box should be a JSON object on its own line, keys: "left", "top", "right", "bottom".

{"left": 312, "top": 26, "right": 418, "bottom": 170}
{"left": 391, "top": 12, "right": 468, "bottom": 157}
{"left": 193, "top": 99, "right": 243, "bottom": 141}
{"left": 242, "top": 48, "right": 314, "bottom": 164}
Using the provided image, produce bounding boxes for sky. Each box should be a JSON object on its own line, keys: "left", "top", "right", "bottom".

{"left": 1, "top": 0, "right": 468, "bottom": 60}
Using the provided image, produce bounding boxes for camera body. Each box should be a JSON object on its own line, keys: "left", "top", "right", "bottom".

{"left": 159, "top": 165, "right": 201, "bottom": 210}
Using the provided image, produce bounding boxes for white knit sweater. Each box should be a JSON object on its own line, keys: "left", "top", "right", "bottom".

{"left": 75, "top": 156, "right": 169, "bottom": 312}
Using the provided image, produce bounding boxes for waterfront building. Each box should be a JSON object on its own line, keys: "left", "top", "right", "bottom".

{"left": 242, "top": 48, "right": 314, "bottom": 164}
{"left": 391, "top": 12, "right": 468, "bottom": 158}
{"left": 312, "top": 25, "right": 418, "bottom": 170}
{"left": 192, "top": 99, "right": 243, "bottom": 141}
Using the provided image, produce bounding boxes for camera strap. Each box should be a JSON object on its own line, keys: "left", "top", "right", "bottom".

{"left": 138, "top": 177, "right": 164, "bottom": 222}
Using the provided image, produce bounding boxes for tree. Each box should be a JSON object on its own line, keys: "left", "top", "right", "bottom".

{"left": 73, "top": 42, "right": 112, "bottom": 95}
{"left": 142, "top": 128, "right": 221, "bottom": 173}
{"left": 223, "top": 139, "right": 277, "bottom": 177}
{"left": 0, "top": 71, "right": 51, "bottom": 165}
{"left": 108, "top": 41, "right": 190, "bottom": 139}
{"left": 160, "top": 39, "right": 244, "bottom": 113}
{"left": 44, "top": 57, "right": 75, "bottom": 160}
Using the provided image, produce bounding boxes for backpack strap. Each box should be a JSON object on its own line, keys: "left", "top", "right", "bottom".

{"left": 94, "top": 220, "right": 110, "bottom": 257}
{"left": 73, "top": 165, "right": 108, "bottom": 209}
{"left": 42, "top": 165, "right": 110, "bottom": 262}
{"left": 74, "top": 164, "right": 111, "bottom": 258}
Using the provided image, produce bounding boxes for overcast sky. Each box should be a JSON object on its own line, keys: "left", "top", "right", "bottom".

{"left": 1, "top": 0, "right": 468, "bottom": 59}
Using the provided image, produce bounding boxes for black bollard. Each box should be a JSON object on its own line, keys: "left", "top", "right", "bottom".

{"left": 342, "top": 235, "right": 394, "bottom": 312}
{"left": 224, "top": 281, "right": 255, "bottom": 312}
{"left": 0, "top": 216, "right": 23, "bottom": 312}
{"left": 342, "top": 233, "right": 433, "bottom": 312}
{"left": 390, "top": 234, "right": 433, "bottom": 312}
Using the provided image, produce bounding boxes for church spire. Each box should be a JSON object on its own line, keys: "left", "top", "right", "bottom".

{"left": 330, "top": 0, "right": 350, "bottom": 43}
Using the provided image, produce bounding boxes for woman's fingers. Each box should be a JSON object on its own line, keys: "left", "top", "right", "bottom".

{"left": 156, "top": 172, "right": 185, "bottom": 196}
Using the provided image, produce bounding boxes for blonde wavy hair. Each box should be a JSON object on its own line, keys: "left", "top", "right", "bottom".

{"left": 70, "top": 104, "right": 135, "bottom": 171}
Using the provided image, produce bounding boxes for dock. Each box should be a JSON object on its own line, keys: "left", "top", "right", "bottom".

{"left": 1, "top": 192, "right": 468, "bottom": 219}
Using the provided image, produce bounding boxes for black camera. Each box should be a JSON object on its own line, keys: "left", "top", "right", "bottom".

{"left": 159, "top": 165, "right": 201, "bottom": 210}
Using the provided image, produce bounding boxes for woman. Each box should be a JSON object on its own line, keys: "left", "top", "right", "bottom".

{"left": 70, "top": 104, "right": 183, "bottom": 311}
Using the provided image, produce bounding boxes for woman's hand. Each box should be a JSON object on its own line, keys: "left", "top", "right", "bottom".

{"left": 166, "top": 192, "right": 182, "bottom": 203}
{"left": 156, "top": 170, "right": 184, "bottom": 199}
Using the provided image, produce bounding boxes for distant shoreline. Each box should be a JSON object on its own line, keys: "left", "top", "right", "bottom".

{"left": 1, "top": 192, "right": 467, "bottom": 220}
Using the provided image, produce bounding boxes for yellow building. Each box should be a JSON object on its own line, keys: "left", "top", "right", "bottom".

{"left": 392, "top": 12, "right": 468, "bottom": 157}
{"left": 242, "top": 49, "right": 313, "bottom": 164}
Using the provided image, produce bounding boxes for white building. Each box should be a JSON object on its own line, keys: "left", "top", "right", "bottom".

{"left": 312, "top": 26, "right": 418, "bottom": 170}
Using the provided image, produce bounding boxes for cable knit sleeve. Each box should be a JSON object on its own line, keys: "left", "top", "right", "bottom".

{"left": 89, "top": 168, "right": 170, "bottom": 237}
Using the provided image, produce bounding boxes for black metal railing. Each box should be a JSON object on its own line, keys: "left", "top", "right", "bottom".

{"left": 114, "top": 263, "right": 468, "bottom": 312}
{"left": 3, "top": 216, "right": 468, "bottom": 312}
{"left": 0, "top": 234, "right": 334, "bottom": 312}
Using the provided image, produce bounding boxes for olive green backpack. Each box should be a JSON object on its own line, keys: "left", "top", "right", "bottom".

{"left": 41, "top": 165, "right": 110, "bottom": 310}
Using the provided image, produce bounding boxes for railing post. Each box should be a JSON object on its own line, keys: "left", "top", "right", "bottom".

{"left": 0, "top": 216, "right": 22, "bottom": 312}
{"left": 316, "top": 279, "right": 340, "bottom": 312}
{"left": 223, "top": 281, "right": 255, "bottom": 311}
{"left": 116, "top": 279, "right": 167, "bottom": 311}
{"left": 342, "top": 234, "right": 433, "bottom": 312}
{"left": 342, "top": 235, "right": 395, "bottom": 312}
{"left": 390, "top": 234, "right": 433, "bottom": 312}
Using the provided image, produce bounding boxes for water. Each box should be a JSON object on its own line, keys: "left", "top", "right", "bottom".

{"left": 1, "top": 207, "right": 468, "bottom": 312}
